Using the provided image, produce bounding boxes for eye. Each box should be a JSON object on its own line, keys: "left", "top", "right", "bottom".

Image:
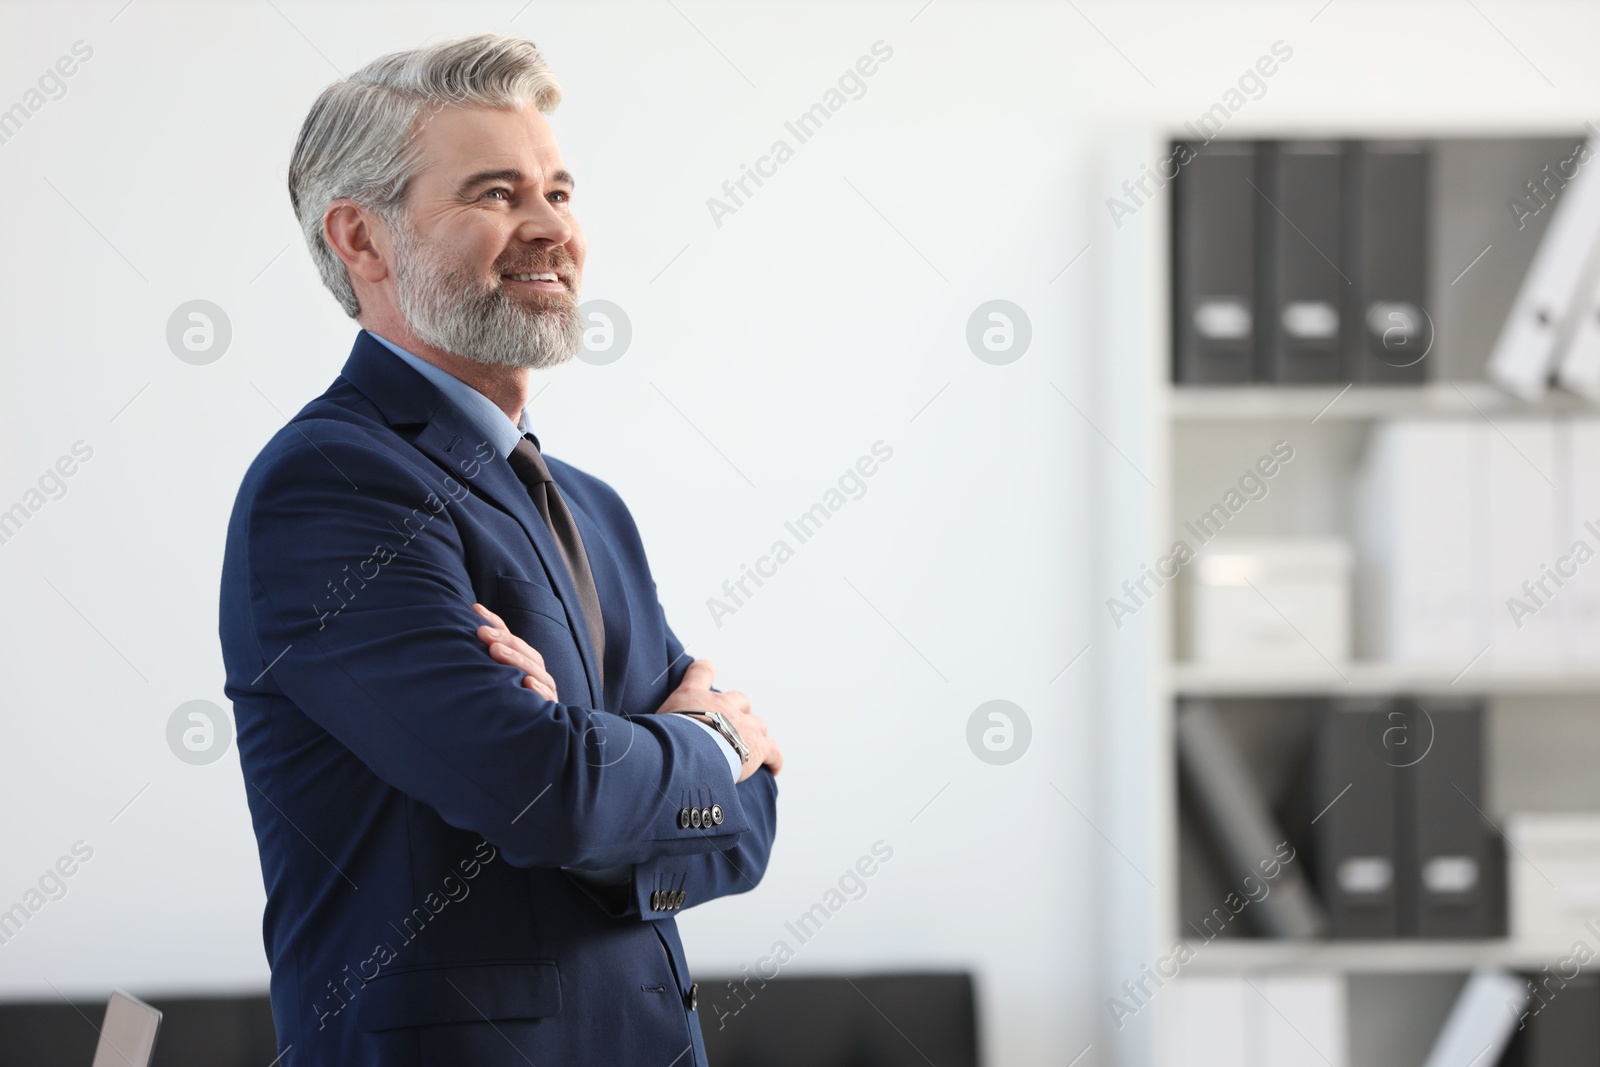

{"left": 549, "top": 189, "right": 570, "bottom": 204}
{"left": 483, "top": 187, "right": 512, "bottom": 202}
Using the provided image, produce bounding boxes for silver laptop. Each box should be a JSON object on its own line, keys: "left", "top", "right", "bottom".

{"left": 90, "top": 990, "right": 161, "bottom": 1067}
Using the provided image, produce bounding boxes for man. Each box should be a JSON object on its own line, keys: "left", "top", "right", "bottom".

{"left": 218, "top": 33, "right": 781, "bottom": 1066}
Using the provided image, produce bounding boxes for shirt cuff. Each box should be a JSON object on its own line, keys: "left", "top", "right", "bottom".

{"left": 686, "top": 715, "right": 742, "bottom": 780}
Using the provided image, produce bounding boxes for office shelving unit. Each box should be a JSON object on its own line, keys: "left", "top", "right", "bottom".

{"left": 1173, "top": 662, "right": 1600, "bottom": 698}
{"left": 1167, "top": 381, "right": 1599, "bottom": 422}
{"left": 1093, "top": 128, "right": 1600, "bottom": 1067}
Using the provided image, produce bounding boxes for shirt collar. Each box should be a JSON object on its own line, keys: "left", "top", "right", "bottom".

{"left": 366, "top": 331, "right": 534, "bottom": 459}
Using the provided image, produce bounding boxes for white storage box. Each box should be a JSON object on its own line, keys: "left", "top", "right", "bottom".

{"left": 1187, "top": 538, "right": 1352, "bottom": 666}
{"left": 1508, "top": 812, "right": 1600, "bottom": 946}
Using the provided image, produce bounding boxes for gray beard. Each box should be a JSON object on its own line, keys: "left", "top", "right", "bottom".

{"left": 389, "top": 219, "right": 583, "bottom": 371}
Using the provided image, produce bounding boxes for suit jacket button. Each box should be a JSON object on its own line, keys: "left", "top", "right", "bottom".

{"left": 687, "top": 982, "right": 698, "bottom": 1010}
{"left": 674, "top": 889, "right": 685, "bottom": 908}
{"left": 700, "top": 807, "right": 713, "bottom": 828}
{"left": 690, "top": 807, "right": 703, "bottom": 829}
{"left": 710, "top": 804, "right": 724, "bottom": 825}
{"left": 678, "top": 808, "right": 691, "bottom": 829}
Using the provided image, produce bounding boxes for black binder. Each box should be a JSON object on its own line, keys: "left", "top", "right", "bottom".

{"left": 1396, "top": 699, "right": 1495, "bottom": 938}
{"left": 1177, "top": 700, "right": 1326, "bottom": 939}
{"left": 1260, "top": 141, "right": 1347, "bottom": 383}
{"left": 1501, "top": 973, "right": 1600, "bottom": 1065}
{"left": 1173, "top": 140, "right": 1259, "bottom": 383}
{"left": 1307, "top": 701, "right": 1400, "bottom": 938}
{"left": 1344, "top": 142, "right": 1432, "bottom": 382}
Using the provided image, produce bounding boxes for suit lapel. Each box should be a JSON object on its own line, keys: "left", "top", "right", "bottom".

{"left": 338, "top": 332, "right": 606, "bottom": 708}
{"left": 416, "top": 422, "right": 605, "bottom": 708}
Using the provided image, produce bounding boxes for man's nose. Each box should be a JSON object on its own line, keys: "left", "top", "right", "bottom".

{"left": 511, "top": 194, "right": 572, "bottom": 247}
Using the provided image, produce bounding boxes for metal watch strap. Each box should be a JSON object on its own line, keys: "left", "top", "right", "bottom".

{"left": 672, "top": 710, "right": 751, "bottom": 763}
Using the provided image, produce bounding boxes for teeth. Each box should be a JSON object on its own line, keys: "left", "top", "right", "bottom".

{"left": 506, "top": 272, "right": 559, "bottom": 282}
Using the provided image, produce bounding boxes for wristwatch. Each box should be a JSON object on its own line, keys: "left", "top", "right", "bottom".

{"left": 674, "top": 710, "right": 751, "bottom": 764}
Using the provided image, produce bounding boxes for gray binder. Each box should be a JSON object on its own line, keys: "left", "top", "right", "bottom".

{"left": 1344, "top": 142, "right": 1432, "bottom": 382}
{"left": 1396, "top": 700, "right": 1494, "bottom": 938}
{"left": 1177, "top": 700, "right": 1326, "bottom": 939}
{"left": 1309, "top": 701, "right": 1399, "bottom": 938}
{"left": 1501, "top": 972, "right": 1600, "bottom": 1065}
{"left": 1261, "top": 141, "right": 1347, "bottom": 383}
{"left": 1173, "top": 140, "right": 1260, "bottom": 383}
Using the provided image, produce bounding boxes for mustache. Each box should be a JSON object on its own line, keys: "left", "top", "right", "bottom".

{"left": 495, "top": 248, "right": 578, "bottom": 277}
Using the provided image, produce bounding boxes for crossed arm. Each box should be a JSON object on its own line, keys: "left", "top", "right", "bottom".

{"left": 237, "top": 431, "right": 780, "bottom": 889}
{"left": 470, "top": 602, "right": 784, "bottom": 782}
{"left": 470, "top": 603, "right": 782, "bottom": 918}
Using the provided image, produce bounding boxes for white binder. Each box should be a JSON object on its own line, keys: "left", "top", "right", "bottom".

{"left": 1556, "top": 266, "right": 1600, "bottom": 396}
{"left": 1356, "top": 421, "right": 1489, "bottom": 665}
{"left": 1563, "top": 418, "right": 1600, "bottom": 659}
{"left": 1169, "top": 975, "right": 1348, "bottom": 1067}
{"left": 1486, "top": 420, "right": 1562, "bottom": 666}
{"left": 1488, "top": 136, "right": 1600, "bottom": 400}
{"left": 1420, "top": 968, "right": 1526, "bottom": 1067}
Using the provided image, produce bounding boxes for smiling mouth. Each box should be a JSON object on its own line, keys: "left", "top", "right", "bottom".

{"left": 501, "top": 268, "right": 569, "bottom": 290}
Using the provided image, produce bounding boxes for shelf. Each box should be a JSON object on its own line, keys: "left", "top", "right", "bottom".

{"left": 1172, "top": 661, "right": 1600, "bottom": 698}
{"left": 1167, "top": 381, "right": 1600, "bottom": 422}
{"left": 1180, "top": 938, "right": 1573, "bottom": 974}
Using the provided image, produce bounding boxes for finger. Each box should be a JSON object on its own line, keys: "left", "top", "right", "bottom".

{"left": 763, "top": 738, "right": 783, "bottom": 776}
{"left": 486, "top": 636, "right": 539, "bottom": 674}
{"left": 522, "top": 675, "right": 558, "bottom": 702}
{"left": 481, "top": 624, "right": 549, "bottom": 671}
{"left": 474, "top": 621, "right": 520, "bottom": 651}
{"left": 724, "top": 689, "right": 752, "bottom": 714}
{"left": 678, "top": 658, "right": 716, "bottom": 691}
{"left": 476, "top": 624, "right": 548, "bottom": 669}
{"left": 474, "top": 624, "right": 555, "bottom": 688}
{"left": 521, "top": 668, "right": 560, "bottom": 700}
{"left": 472, "top": 603, "right": 508, "bottom": 630}
{"left": 475, "top": 626, "right": 526, "bottom": 670}
{"left": 489, "top": 641, "right": 558, "bottom": 695}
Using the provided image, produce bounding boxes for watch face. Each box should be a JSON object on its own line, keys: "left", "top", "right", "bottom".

{"left": 711, "top": 713, "right": 750, "bottom": 758}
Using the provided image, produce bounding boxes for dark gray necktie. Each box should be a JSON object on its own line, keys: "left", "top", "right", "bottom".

{"left": 506, "top": 435, "right": 605, "bottom": 686}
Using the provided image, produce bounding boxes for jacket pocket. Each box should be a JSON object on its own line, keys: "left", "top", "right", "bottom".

{"left": 490, "top": 573, "right": 589, "bottom": 699}
{"left": 357, "top": 960, "right": 562, "bottom": 1032}
{"left": 495, "top": 573, "right": 569, "bottom": 625}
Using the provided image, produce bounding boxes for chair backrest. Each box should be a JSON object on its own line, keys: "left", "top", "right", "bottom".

{"left": 90, "top": 991, "right": 161, "bottom": 1067}
{"left": 699, "top": 972, "right": 980, "bottom": 1067}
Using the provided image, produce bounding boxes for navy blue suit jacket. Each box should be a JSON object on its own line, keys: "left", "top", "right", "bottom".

{"left": 218, "top": 330, "right": 777, "bottom": 1066}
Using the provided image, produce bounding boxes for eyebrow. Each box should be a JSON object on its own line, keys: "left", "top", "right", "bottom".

{"left": 455, "top": 167, "right": 576, "bottom": 195}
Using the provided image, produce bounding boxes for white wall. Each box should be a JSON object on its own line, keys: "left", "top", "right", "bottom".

{"left": 1, "top": 2, "right": 1598, "bottom": 1064}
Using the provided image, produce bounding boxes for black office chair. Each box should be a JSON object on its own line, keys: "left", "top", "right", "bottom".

{"left": 697, "top": 972, "right": 981, "bottom": 1067}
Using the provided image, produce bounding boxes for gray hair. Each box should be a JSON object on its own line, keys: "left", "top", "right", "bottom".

{"left": 287, "top": 34, "right": 563, "bottom": 318}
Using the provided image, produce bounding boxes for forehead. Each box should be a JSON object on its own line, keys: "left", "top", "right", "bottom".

{"left": 412, "top": 103, "right": 565, "bottom": 181}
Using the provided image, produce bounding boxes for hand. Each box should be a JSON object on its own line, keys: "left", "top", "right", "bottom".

{"left": 654, "top": 659, "right": 782, "bottom": 783}
{"left": 472, "top": 603, "right": 559, "bottom": 702}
